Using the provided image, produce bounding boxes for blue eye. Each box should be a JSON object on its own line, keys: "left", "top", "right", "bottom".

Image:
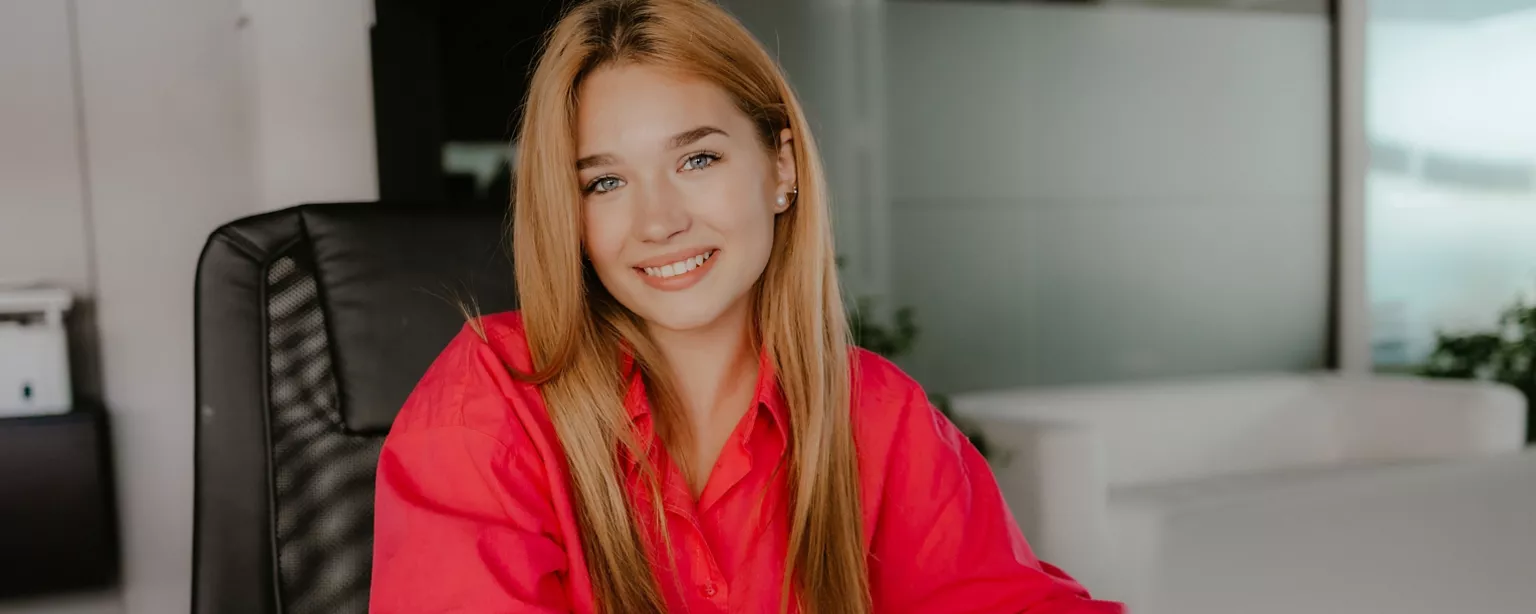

{"left": 586, "top": 176, "right": 624, "bottom": 194}
{"left": 682, "top": 152, "right": 720, "bottom": 171}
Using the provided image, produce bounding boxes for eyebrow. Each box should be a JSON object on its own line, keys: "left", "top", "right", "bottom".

{"left": 575, "top": 125, "right": 729, "bottom": 172}
{"left": 669, "top": 125, "right": 727, "bottom": 150}
{"left": 575, "top": 154, "right": 615, "bottom": 171}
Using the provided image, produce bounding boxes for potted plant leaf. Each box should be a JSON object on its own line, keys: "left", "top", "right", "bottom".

{"left": 1419, "top": 294, "right": 1536, "bottom": 443}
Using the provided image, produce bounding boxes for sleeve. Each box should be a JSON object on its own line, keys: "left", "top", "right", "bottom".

{"left": 868, "top": 383, "right": 1125, "bottom": 614}
{"left": 369, "top": 329, "right": 572, "bottom": 614}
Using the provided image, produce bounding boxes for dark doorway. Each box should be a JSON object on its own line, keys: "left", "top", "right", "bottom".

{"left": 370, "top": 0, "right": 573, "bottom": 204}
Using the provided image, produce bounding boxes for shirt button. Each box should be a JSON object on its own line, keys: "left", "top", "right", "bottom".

{"left": 700, "top": 583, "right": 718, "bottom": 598}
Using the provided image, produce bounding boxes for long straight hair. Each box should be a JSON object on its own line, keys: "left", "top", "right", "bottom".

{"left": 507, "top": 1, "right": 867, "bottom": 612}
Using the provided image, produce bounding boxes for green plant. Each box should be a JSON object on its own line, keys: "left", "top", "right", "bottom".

{"left": 847, "top": 297, "right": 992, "bottom": 458}
{"left": 1419, "top": 294, "right": 1536, "bottom": 442}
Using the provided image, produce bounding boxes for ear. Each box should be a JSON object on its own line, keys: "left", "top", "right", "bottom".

{"left": 773, "top": 128, "right": 798, "bottom": 212}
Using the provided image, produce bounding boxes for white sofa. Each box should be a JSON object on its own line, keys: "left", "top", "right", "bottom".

{"left": 951, "top": 373, "right": 1531, "bottom": 613}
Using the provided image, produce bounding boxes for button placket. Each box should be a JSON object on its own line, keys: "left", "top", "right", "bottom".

{"left": 681, "top": 531, "right": 728, "bottom": 605}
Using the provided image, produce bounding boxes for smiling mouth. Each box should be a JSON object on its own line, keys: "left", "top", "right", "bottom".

{"left": 637, "top": 249, "right": 717, "bottom": 279}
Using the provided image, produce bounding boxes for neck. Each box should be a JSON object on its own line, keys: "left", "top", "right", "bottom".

{"left": 646, "top": 303, "right": 759, "bottom": 424}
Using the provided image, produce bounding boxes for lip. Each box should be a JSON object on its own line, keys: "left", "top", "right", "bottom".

{"left": 633, "top": 248, "right": 718, "bottom": 291}
{"left": 632, "top": 247, "right": 717, "bottom": 269}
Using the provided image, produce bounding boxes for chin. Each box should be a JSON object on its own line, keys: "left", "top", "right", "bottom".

{"left": 631, "top": 298, "right": 735, "bottom": 333}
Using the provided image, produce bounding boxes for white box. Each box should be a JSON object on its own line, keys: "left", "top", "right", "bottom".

{"left": 0, "top": 286, "right": 73, "bottom": 417}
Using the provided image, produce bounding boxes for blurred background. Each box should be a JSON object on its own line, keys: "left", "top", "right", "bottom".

{"left": 2, "top": 0, "right": 1535, "bottom": 613}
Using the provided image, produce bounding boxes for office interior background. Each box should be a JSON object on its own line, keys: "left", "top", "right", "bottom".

{"left": 2, "top": 0, "right": 1535, "bottom": 612}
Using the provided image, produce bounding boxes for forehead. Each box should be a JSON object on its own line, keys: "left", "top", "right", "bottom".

{"left": 575, "top": 63, "right": 747, "bottom": 153}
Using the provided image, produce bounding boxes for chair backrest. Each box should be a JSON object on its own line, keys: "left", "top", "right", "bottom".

{"left": 193, "top": 202, "right": 518, "bottom": 614}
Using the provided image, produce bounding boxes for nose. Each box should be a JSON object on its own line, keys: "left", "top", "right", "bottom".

{"left": 632, "top": 178, "right": 690, "bottom": 243}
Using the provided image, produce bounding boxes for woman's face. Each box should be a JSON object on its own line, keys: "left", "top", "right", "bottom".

{"left": 575, "top": 63, "right": 796, "bottom": 334}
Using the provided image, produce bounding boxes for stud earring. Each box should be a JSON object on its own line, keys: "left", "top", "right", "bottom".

{"left": 776, "top": 194, "right": 788, "bottom": 209}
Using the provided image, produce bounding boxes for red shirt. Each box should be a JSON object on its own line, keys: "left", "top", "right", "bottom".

{"left": 370, "top": 312, "right": 1122, "bottom": 613}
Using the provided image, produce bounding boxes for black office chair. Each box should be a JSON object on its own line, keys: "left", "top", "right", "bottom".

{"left": 192, "top": 202, "right": 519, "bottom": 614}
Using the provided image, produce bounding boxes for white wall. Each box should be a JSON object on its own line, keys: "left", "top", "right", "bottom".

{"left": 241, "top": 0, "right": 379, "bottom": 211}
{"left": 73, "top": 0, "right": 258, "bottom": 612}
{"left": 887, "top": 2, "right": 1333, "bottom": 393}
{"left": 0, "top": 0, "right": 92, "bottom": 296}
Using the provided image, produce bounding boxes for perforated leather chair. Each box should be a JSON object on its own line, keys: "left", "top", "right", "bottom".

{"left": 192, "top": 202, "right": 518, "bottom": 613}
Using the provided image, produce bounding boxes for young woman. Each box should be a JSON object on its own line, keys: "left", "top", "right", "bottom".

{"left": 370, "top": 1, "right": 1123, "bottom": 612}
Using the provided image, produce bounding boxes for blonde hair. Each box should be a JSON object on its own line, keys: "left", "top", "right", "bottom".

{"left": 506, "top": 0, "right": 867, "bottom": 612}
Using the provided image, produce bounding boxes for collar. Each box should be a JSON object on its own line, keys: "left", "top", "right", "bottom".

{"left": 619, "top": 345, "right": 789, "bottom": 445}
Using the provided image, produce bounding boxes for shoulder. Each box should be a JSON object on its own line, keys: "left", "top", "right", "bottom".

{"left": 850, "top": 347, "right": 925, "bottom": 409}
{"left": 473, "top": 310, "right": 535, "bottom": 370}
{"left": 848, "top": 348, "right": 954, "bottom": 447}
{"left": 847, "top": 348, "right": 975, "bottom": 514}
{"left": 387, "top": 310, "right": 546, "bottom": 448}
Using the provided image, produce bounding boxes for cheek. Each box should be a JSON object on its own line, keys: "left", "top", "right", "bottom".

{"left": 696, "top": 170, "right": 776, "bottom": 243}
{"left": 581, "top": 203, "right": 630, "bottom": 271}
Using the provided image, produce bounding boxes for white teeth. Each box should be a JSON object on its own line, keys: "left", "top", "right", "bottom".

{"left": 641, "top": 250, "right": 715, "bottom": 278}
